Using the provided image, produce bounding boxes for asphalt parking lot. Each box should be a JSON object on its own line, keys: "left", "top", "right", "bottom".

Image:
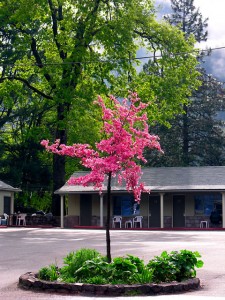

{"left": 0, "top": 228, "right": 225, "bottom": 299}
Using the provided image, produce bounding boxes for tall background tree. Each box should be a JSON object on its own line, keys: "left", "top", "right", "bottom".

{"left": 0, "top": 0, "right": 200, "bottom": 214}
{"left": 164, "top": 0, "right": 208, "bottom": 42}
{"left": 145, "top": 0, "right": 225, "bottom": 166}
{"left": 146, "top": 69, "right": 225, "bottom": 166}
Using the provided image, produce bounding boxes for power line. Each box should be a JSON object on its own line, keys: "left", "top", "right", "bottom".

{"left": 0, "top": 45, "right": 225, "bottom": 68}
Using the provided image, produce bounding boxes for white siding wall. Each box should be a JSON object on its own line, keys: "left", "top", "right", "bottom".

{"left": 68, "top": 194, "right": 80, "bottom": 215}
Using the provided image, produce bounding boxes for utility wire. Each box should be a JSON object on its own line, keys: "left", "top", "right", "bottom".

{"left": 0, "top": 46, "right": 225, "bottom": 68}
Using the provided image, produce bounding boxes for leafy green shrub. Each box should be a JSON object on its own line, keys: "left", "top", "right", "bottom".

{"left": 126, "top": 255, "right": 145, "bottom": 273}
{"left": 168, "top": 250, "right": 203, "bottom": 281}
{"left": 147, "top": 250, "right": 204, "bottom": 283}
{"left": 38, "top": 264, "right": 59, "bottom": 281}
{"left": 110, "top": 256, "right": 139, "bottom": 284}
{"left": 71, "top": 254, "right": 151, "bottom": 284}
{"left": 118, "top": 255, "right": 153, "bottom": 284}
{"left": 132, "top": 267, "right": 154, "bottom": 284}
{"left": 111, "top": 257, "right": 138, "bottom": 282}
{"left": 60, "top": 248, "right": 103, "bottom": 281}
{"left": 73, "top": 256, "right": 110, "bottom": 283}
{"left": 108, "top": 255, "right": 153, "bottom": 284}
{"left": 37, "top": 248, "right": 203, "bottom": 285}
{"left": 85, "top": 276, "right": 108, "bottom": 284}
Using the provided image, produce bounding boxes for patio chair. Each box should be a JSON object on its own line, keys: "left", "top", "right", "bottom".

{"left": 133, "top": 216, "right": 143, "bottom": 228}
{"left": 1, "top": 213, "right": 9, "bottom": 225}
{"left": 17, "top": 213, "right": 27, "bottom": 226}
{"left": 112, "top": 216, "right": 122, "bottom": 228}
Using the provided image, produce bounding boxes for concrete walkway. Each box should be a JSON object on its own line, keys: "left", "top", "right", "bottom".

{"left": 0, "top": 228, "right": 225, "bottom": 299}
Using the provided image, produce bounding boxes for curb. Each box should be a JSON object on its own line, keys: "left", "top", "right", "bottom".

{"left": 19, "top": 272, "right": 200, "bottom": 296}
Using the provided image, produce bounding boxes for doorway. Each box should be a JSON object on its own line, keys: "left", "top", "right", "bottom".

{"left": 80, "top": 194, "right": 92, "bottom": 226}
{"left": 3, "top": 196, "right": 11, "bottom": 215}
{"left": 149, "top": 195, "right": 160, "bottom": 227}
{"left": 173, "top": 195, "right": 185, "bottom": 227}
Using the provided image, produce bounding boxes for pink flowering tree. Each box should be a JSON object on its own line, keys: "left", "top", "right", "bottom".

{"left": 41, "top": 92, "right": 162, "bottom": 262}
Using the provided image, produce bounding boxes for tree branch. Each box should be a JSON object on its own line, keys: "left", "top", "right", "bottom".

{"left": 48, "top": 0, "right": 66, "bottom": 60}
{"left": 0, "top": 76, "right": 53, "bottom": 100}
{"left": 31, "top": 37, "right": 55, "bottom": 88}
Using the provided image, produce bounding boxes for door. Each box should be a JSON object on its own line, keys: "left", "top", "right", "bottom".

{"left": 4, "top": 196, "right": 11, "bottom": 215}
{"left": 80, "top": 194, "right": 92, "bottom": 226}
{"left": 149, "top": 195, "right": 160, "bottom": 227}
{"left": 173, "top": 195, "right": 185, "bottom": 227}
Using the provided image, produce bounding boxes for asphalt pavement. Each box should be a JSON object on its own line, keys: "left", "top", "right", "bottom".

{"left": 0, "top": 228, "right": 225, "bottom": 299}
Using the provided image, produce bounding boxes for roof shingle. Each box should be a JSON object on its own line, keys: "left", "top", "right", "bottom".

{"left": 55, "top": 166, "right": 225, "bottom": 194}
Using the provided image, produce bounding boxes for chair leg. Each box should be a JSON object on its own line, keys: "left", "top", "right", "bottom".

{"left": 134, "top": 221, "right": 142, "bottom": 228}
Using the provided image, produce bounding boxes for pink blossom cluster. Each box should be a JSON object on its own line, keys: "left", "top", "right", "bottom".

{"left": 41, "top": 92, "right": 162, "bottom": 202}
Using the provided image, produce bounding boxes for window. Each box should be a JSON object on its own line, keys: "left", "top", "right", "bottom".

{"left": 113, "top": 195, "right": 140, "bottom": 216}
{"left": 194, "top": 194, "right": 222, "bottom": 216}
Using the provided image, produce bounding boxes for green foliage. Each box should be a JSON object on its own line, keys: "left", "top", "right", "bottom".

{"left": 110, "top": 256, "right": 139, "bottom": 283}
{"left": 147, "top": 250, "right": 204, "bottom": 283}
{"left": 145, "top": 69, "right": 225, "bottom": 167}
{"left": 132, "top": 267, "right": 154, "bottom": 284}
{"left": 85, "top": 276, "right": 108, "bottom": 285}
{"left": 136, "top": 20, "right": 200, "bottom": 125}
{"left": 74, "top": 257, "right": 110, "bottom": 283}
{"left": 72, "top": 254, "right": 153, "bottom": 284}
{"left": 126, "top": 254, "right": 145, "bottom": 273}
{"left": 60, "top": 248, "right": 103, "bottom": 281}
{"left": 38, "top": 264, "right": 59, "bottom": 281}
{"left": 165, "top": 0, "right": 208, "bottom": 43}
{"left": 38, "top": 249, "right": 203, "bottom": 285}
{"left": 147, "top": 0, "right": 225, "bottom": 167}
{"left": 15, "top": 191, "right": 51, "bottom": 213}
{"left": 1, "top": 0, "right": 201, "bottom": 216}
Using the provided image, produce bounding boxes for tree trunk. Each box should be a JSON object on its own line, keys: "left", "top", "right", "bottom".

{"left": 106, "top": 172, "right": 112, "bottom": 263}
{"left": 182, "top": 104, "right": 189, "bottom": 166}
{"left": 52, "top": 103, "right": 67, "bottom": 216}
{"left": 52, "top": 154, "right": 65, "bottom": 216}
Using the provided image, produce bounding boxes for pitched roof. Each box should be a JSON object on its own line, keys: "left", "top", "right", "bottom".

{"left": 0, "top": 180, "right": 21, "bottom": 192}
{"left": 55, "top": 166, "right": 225, "bottom": 194}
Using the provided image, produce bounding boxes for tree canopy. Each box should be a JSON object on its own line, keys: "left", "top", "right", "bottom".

{"left": 146, "top": 69, "right": 225, "bottom": 167}
{"left": 0, "top": 0, "right": 200, "bottom": 214}
{"left": 164, "top": 0, "right": 208, "bottom": 42}
{"left": 145, "top": 0, "right": 225, "bottom": 167}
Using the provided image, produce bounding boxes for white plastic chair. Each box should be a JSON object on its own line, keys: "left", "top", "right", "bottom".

{"left": 112, "top": 216, "right": 122, "bottom": 228}
{"left": 17, "top": 213, "right": 27, "bottom": 226}
{"left": 1, "top": 213, "right": 9, "bottom": 225}
{"left": 133, "top": 216, "right": 143, "bottom": 228}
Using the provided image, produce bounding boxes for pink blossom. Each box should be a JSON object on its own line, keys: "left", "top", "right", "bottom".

{"left": 41, "top": 92, "right": 162, "bottom": 201}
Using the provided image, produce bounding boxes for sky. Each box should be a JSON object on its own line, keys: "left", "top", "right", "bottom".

{"left": 154, "top": 0, "right": 225, "bottom": 81}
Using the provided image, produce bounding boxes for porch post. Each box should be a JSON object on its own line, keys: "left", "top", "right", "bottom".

{"left": 10, "top": 192, "right": 14, "bottom": 214}
{"left": 100, "top": 194, "right": 104, "bottom": 227}
{"left": 160, "top": 193, "right": 165, "bottom": 228}
{"left": 222, "top": 192, "right": 225, "bottom": 228}
{"left": 60, "top": 195, "right": 64, "bottom": 228}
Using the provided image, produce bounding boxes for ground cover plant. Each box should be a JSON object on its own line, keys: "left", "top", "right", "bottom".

{"left": 38, "top": 248, "right": 203, "bottom": 285}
